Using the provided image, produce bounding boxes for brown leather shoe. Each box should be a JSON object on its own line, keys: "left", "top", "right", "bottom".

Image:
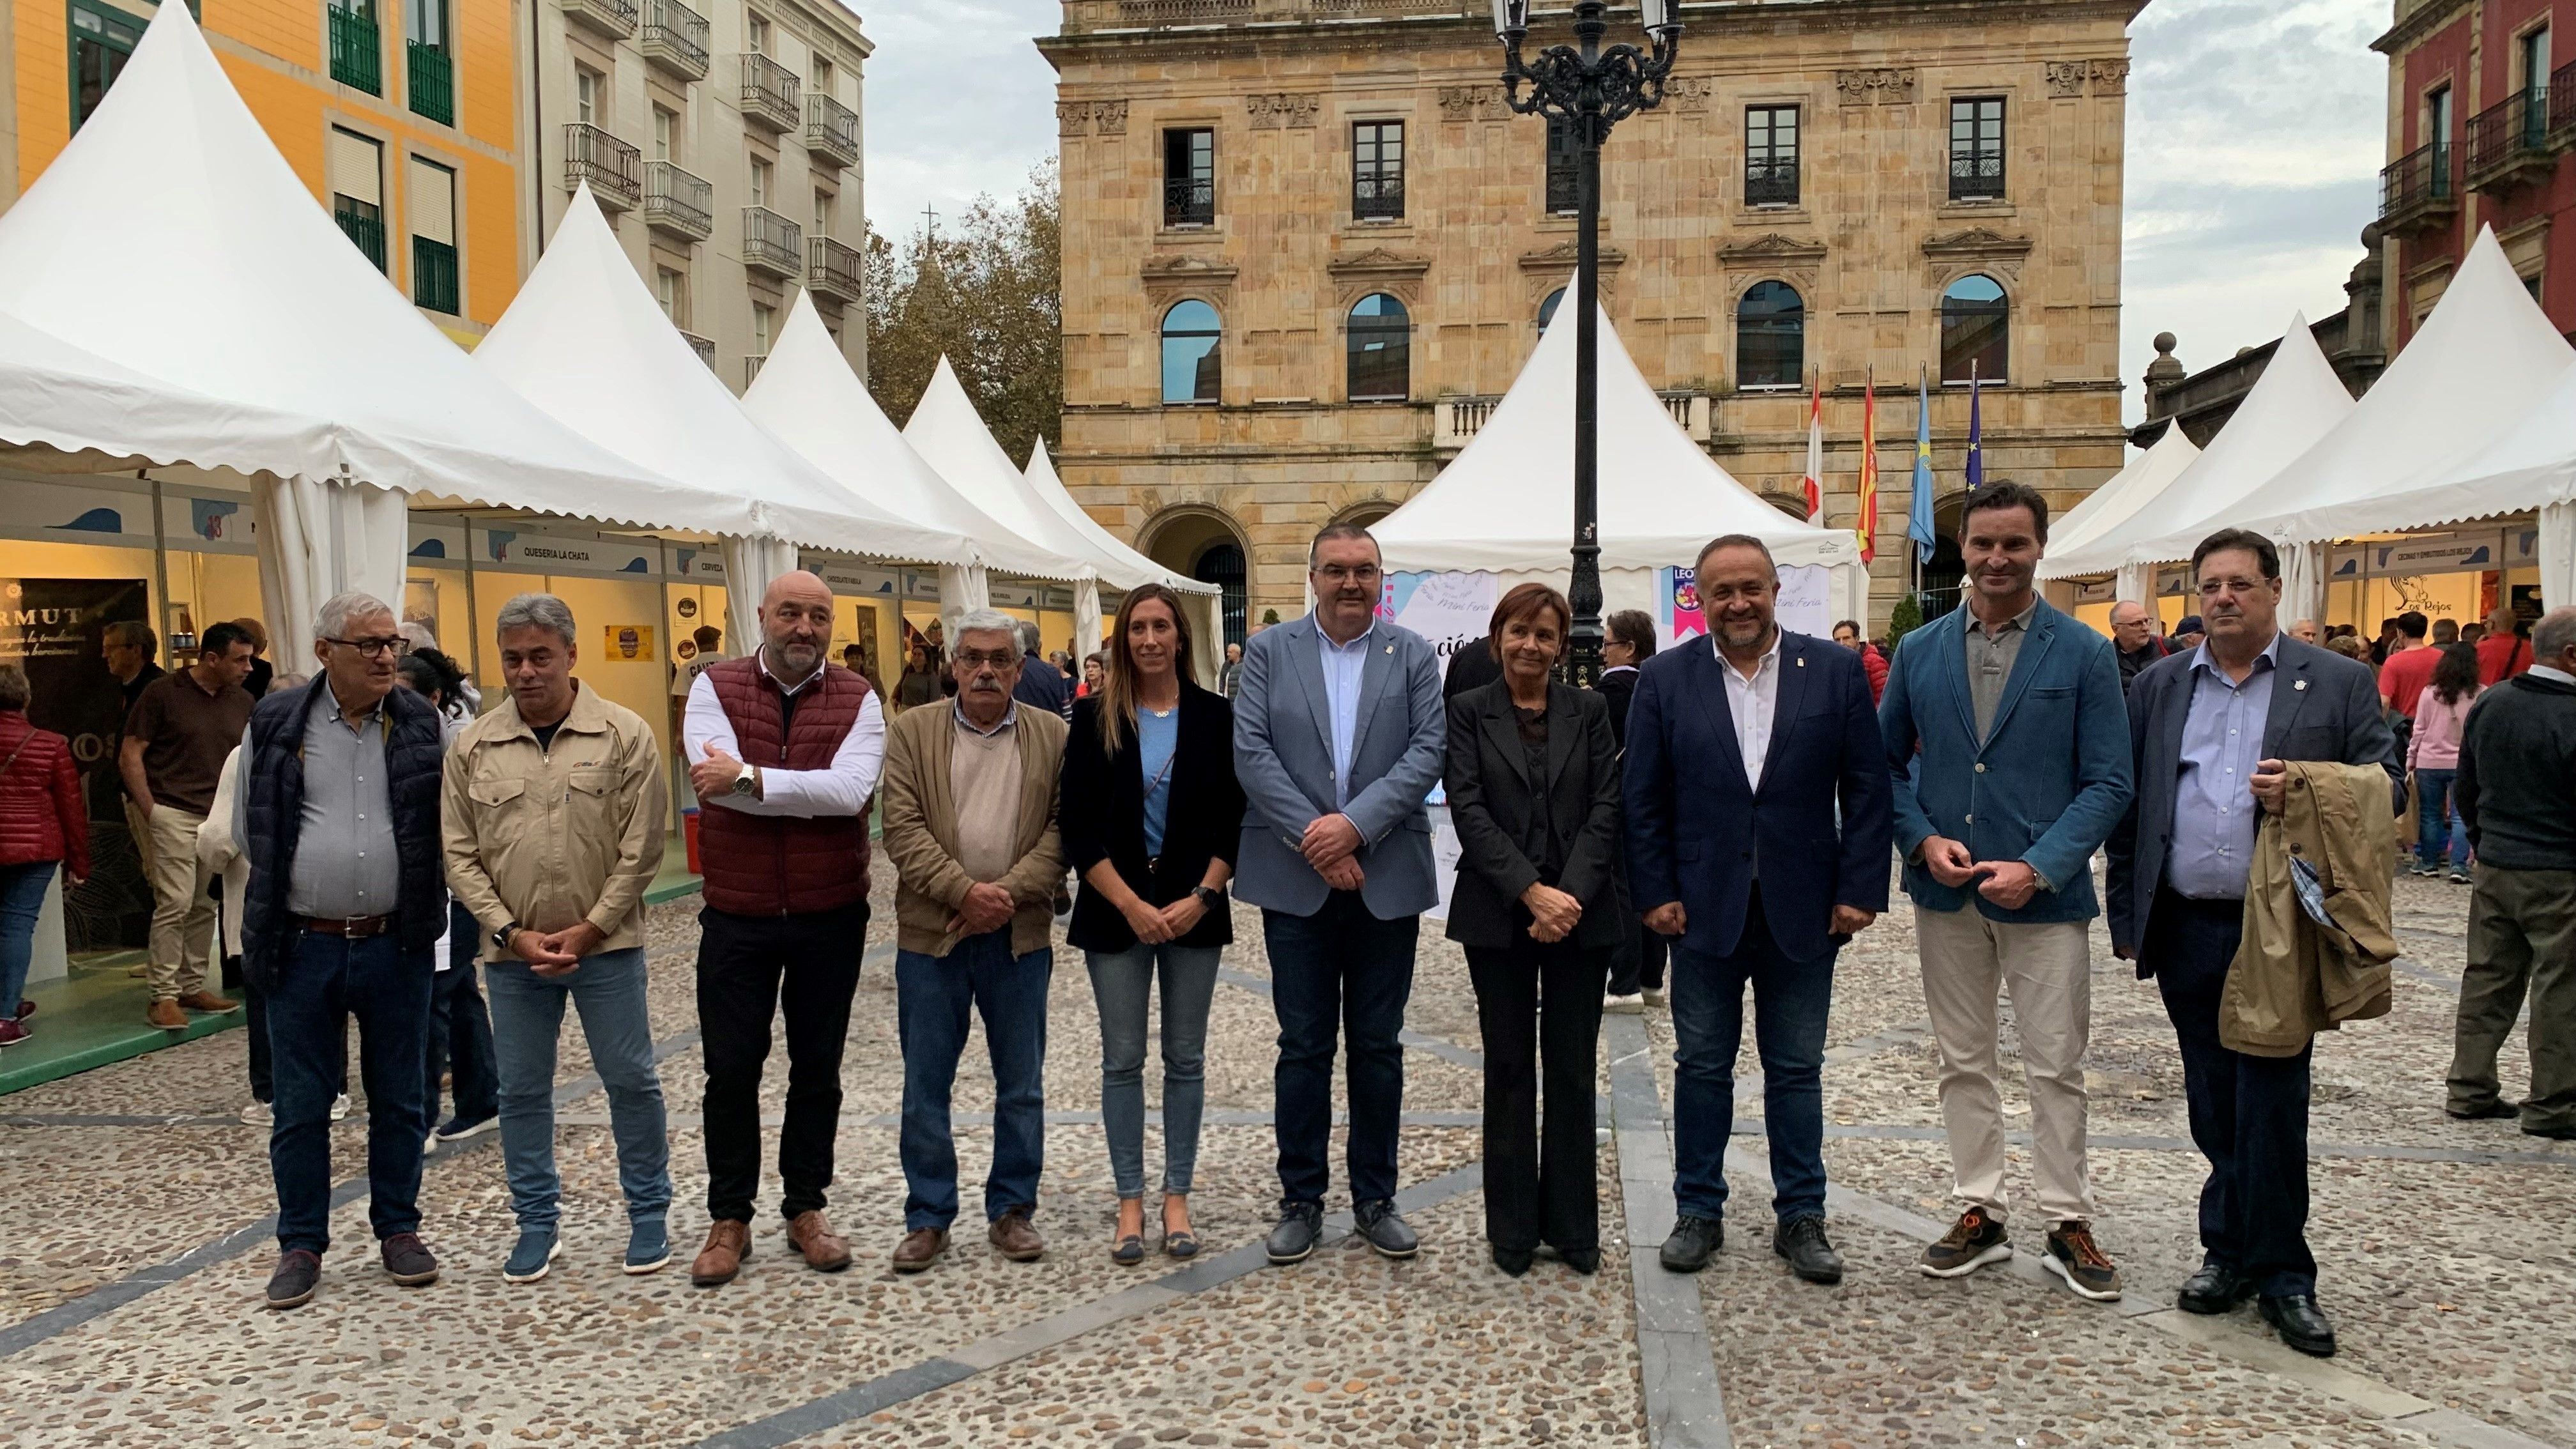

{"left": 146, "top": 998, "right": 187, "bottom": 1031}
{"left": 175, "top": 990, "right": 240, "bottom": 1013}
{"left": 989, "top": 1208, "right": 1045, "bottom": 1262}
{"left": 689, "top": 1220, "right": 751, "bottom": 1288}
{"left": 786, "top": 1210, "right": 852, "bottom": 1273}
{"left": 891, "top": 1227, "right": 948, "bottom": 1273}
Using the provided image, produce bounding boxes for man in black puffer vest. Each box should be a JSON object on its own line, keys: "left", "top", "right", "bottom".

{"left": 239, "top": 591, "right": 449, "bottom": 1311}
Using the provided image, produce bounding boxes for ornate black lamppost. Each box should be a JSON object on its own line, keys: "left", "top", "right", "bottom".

{"left": 1492, "top": 0, "right": 1680, "bottom": 686}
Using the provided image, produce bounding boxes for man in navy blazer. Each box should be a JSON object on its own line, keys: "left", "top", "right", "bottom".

{"left": 1232, "top": 523, "right": 1446, "bottom": 1266}
{"left": 1625, "top": 535, "right": 1892, "bottom": 1285}
{"left": 1880, "top": 482, "right": 2134, "bottom": 1302}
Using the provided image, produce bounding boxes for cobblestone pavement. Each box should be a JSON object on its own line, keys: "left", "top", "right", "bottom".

{"left": 0, "top": 871, "right": 2566, "bottom": 1448}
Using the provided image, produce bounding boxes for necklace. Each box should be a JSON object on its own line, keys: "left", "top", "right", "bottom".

{"left": 1146, "top": 705, "right": 1175, "bottom": 718}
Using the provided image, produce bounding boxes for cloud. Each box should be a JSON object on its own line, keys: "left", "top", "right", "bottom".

{"left": 858, "top": 0, "right": 1062, "bottom": 240}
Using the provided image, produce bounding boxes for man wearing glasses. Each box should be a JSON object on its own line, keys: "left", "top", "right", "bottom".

{"left": 1233, "top": 523, "right": 1447, "bottom": 1266}
{"left": 236, "top": 594, "right": 452, "bottom": 1310}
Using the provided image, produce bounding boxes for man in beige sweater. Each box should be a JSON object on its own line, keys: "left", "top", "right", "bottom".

{"left": 878, "top": 609, "right": 1068, "bottom": 1273}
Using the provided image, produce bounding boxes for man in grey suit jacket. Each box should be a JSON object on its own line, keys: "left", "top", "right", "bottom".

{"left": 2106, "top": 528, "right": 2400, "bottom": 1361}
{"left": 1233, "top": 523, "right": 1446, "bottom": 1266}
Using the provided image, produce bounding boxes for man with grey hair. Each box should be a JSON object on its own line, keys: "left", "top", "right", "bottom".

{"left": 238, "top": 590, "right": 450, "bottom": 1310}
{"left": 447, "top": 593, "right": 673, "bottom": 1283}
{"left": 2110, "top": 599, "right": 2168, "bottom": 696}
{"left": 2453, "top": 604, "right": 2576, "bottom": 1142}
{"left": 1011, "top": 617, "right": 1073, "bottom": 722}
{"left": 878, "top": 608, "right": 1067, "bottom": 1272}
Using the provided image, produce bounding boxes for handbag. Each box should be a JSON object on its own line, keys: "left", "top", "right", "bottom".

{"left": 2396, "top": 772, "right": 2420, "bottom": 852}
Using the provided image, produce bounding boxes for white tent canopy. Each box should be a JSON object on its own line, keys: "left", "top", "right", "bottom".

{"left": 2114, "top": 229, "right": 2575, "bottom": 572}
{"left": 2044, "top": 417, "right": 2199, "bottom": 563}
{"left": 2039, "top": 315, "right": 2358, "bottom": 583}
{"left": 0, "top": 313, "right": 344, "bottom": 479}
{"left": 1023, "top": 436, "right": 1215, "bottom": 597}
{"left": 1376, "top": 303, "right": 1860, "bottom": 574}
{"left": 477, "top": 190, "right": 983, "bottom": 613}
{"left": 1022, "top": 438, "right": 1223, "bottom": 667}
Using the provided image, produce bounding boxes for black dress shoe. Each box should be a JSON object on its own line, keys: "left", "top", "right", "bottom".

{"left": 1265, "top": 1202, "right": 1324, "bottom": 1265}
{"left": 1659, "top": 1215, "right": 1722, "bottom": 1273}
{"left": 1558, "top": 1245, "right": 1600, "bottom": 1276}
{"left": 1491, "top": 1245, "right": 1533, "bottom": 1277}
{"left": 1353, "top": 1199, "right": 1419, "bottom": 1259}
{"left": 2524, "top": 1121, "right": 2576, "bottom": 1141}
{"left": 2259, "top": 1294, "right": 2338, "bottom": 1357}
{"left": 2177, "top": 1261, "right": 2257, "bottom": 1315}
{"left": 2446, "top": 1100, "right": 2520, "bottom": 1121}
{"left": 1773, "top": 1216, "right": 1844, "bottom": 1285}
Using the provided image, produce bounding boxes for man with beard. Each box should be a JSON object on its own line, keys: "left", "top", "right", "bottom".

{"left": 1627, "top": 537, "right": 1892, "bottom": 1284}
{"left": 1880, "top": 481, "right": 2135, "bottom": 1302}
{"left": 682, "top": 571, "right": 885, "bottom": 1287}
{"left": 1232, "top": 523, "right": 1447, "bottom": 1266}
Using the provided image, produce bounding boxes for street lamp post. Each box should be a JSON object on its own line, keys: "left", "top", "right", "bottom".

{"left": 1492, "top": 0, "right": 1680, "bottom": 687}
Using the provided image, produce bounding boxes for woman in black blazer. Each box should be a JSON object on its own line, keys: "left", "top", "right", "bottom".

{"left": 1444, "top": 582, "right": 1624, "bottom": 1277}
{"left": 1060, "top": 584, "right": 1245, "bottom": 1267}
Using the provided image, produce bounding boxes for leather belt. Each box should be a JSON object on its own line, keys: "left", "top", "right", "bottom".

{"left": 303, "top": 914, "right": 395, "bottom": 938}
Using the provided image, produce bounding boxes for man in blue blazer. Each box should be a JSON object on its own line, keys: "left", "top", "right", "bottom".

{"left": 1880, "top": 482, "right": 2134, "bottom": 1301}
{"left": 1625, "top": 535, "right": 1893, "bottom": 1284}
{"left": 1232, "top": 523, "right": 1447, "bottom": 1266}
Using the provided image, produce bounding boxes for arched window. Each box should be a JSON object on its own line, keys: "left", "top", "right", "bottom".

{"left": 1940, "top": 274, "right": 2009, "bottom": 384}
{"left": 1538, "top": 286, "right": 1567, "bottom": 330}
{"left": 1347, "top": 293, "right": 1410, "bottom": 401}
{"left": 1160, "top": 300, "right": 1222, "bottom": 404}
{"left": 1735, "top": 280, "right": 1804, "bottom": 390}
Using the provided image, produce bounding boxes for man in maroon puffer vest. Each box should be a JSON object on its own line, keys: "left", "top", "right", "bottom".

{"left": 679, "top": 570, "right": 884, "bottom": 1287}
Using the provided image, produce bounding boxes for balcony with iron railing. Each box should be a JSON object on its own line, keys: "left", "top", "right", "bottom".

{"left": 742, "top": 206, "right": 802, "bottom": 279}
{"left": 1745, "top": 157, "right": 1799, "bottom": 208}
{"left": 1353, "top": 171, "right": 1403, "bottom": 222}
{"left": 1948, "top": 147, "right": 2005, "bottom": 202}
{"left": 335, "top": 203, "right": 387, "bottom": 272}
{"left": 413, "top": 236, "right": 459, "bottom": 314}
{"left": 807, "top": 92, "right": 860, "bottom": 169}
{"left": 1545, "top": 166, "right": 1579, "bottom": 216}
{"left": 678, "top": 329, "right": 716, "bottom": 370}
{"left": 1063, "top": 0, "right": 1462, "bottom": 29}
{"left": 564, "top": 123, "right": 643, "bottom": 209}
{"left": 561, "top": 0, "right": 638, "bottom": 40}
{"left": 1163, "top": 175, "right": 1215, "bottom": 227}
{"left": 329, "top": 5, "right": 380, "bottom": 93}
{"left": 640, "top": 0, "right": 709, "bottom": 80}
{"left": 406, "top": 42, "right": 452, "bottom": 124}
{"left": 740, "top": 52, "right": 801, "bottom": 133}
{"left": 809, "top": 234, "right": 863, "bottom": 301}
{"left": 745, "top": 354, "right": 768, "bottom": 388}
{"left": 643, "top": 160, "right": 712, "bottom": 242}
{"left": 2466, "top": 90, "right": 2553, "bottom": 194}
{"left": 2554, "top": 59, "right": 2576, "bottom": 144}
{"left": 2378, "top": 140, "right": 2457, "bottom": 238}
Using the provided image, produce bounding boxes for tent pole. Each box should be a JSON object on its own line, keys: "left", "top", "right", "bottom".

{"left": 461, "top": 516, "right": 484, "bottom": 691}
{"left": 147, "top": 475, "right": 176, "bottom": 653}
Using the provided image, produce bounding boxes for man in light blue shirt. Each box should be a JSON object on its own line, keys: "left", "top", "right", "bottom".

{"left": 1318, "top": 613, "right": 1374, "bottom": 810}
{"left": 2166, "top": 632, "right": 2279, "bottom": 900}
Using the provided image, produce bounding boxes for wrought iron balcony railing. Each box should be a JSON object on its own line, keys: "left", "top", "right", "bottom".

{"left": 564, "top": 123, "right": 643, "bottom": 209}
{"left": 742, "top": 206, "right": 802, "bottom": 278}
{"left": 740, "top": 52, "right": 800, "bottom": 133}
{"left": 329, "top": 6, "right": 380, "bottom": 93}
{"left": 406, "top": 42, "right": 452, "bottom": 124}
{"left": 412, "top": 236, "right": 459, "bottom": 314}
{"left": 640, "top": 0, "right": 709, "bottom": 79}
{"left": 643, "top": 160, "right": 712, "bottom": 241}
{"left": 807, "top": 92, "right": 860, "bottom": 168}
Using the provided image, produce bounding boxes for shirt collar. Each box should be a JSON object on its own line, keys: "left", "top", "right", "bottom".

{"left": 494, "top": 680, "right": 606, "bottom": 741}
{"left": 2529, "top": 664, "right": 2576, "bottom": 687}
{"left": 756, "top": 645, "right": 824, "bottom": 698}
{"left": 1968, "top": 599, "right": 2039, "bottom": 640}
{"left": 952, "top": 696, "right": 1019, "bottom": 738}
{"left": 314, "top": 678, "right": 387, "bottom": 728}
{"left": 2189, "top": 629, "right": 2282, "bottom": 681}
{"left": 1712, "top": 628, "right": 1782, "bottom": 678}
{"left": 1318, "top": 618, "right": 1376, "bottom": 652}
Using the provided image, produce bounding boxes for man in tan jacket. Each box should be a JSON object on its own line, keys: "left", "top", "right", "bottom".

{"left": 444, "top": 593, "right": 672, "bottom": 1286}
{"left": 878, "top": 608, "right": 1067, "bottom": 1273}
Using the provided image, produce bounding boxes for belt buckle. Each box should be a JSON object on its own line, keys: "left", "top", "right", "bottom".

{"left": 342, "top": 914, "right": 370, "bottom": 935}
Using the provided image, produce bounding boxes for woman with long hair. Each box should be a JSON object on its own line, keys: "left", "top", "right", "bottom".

{"left": 1059, "top": 584, "right": 1246, "bottom": 1264}
{"left": 2407, "top": 641, "right": 2483, "bottom": 882}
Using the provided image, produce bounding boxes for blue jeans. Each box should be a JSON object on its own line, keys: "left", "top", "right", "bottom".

{"left": 425, "top": 901, "right": 499, "bottom": 1126}
{"left": 485, "top": 947, "right": 670, "bottom": 1232}
{"left": 267, "top": 931, "right": 434, "bottom": 1254}
{"left": 1668, "top": 889, "right": 1836, "bottom": 1223}
{"left": 1085, "top": 943, "right": 1220, "bottom": 1199}
{"left": 2414, "top": 768, "right": 2471, "bottom": 870}
{"left": 1264, "top": 894, "right": 1418, "bottom": 1207}
{"left": 0, "top": 861, "right": 57, "bottom": 1012}
{"left": 897, "top": 929, "right": 1051, "bottom": 1230}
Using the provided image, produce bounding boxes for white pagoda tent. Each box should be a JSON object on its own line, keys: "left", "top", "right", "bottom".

{"left": 477, "top": 189, "right": 981, "bottom": 631}
{"left": 1023, "top": 438, "right": 1221, "bottom": 661}
{"left": 2042, "top": 417, "right": 2199, "bottom": 567}
{"left": 1374, "top": 302, "right": 1864, "bottom": 632}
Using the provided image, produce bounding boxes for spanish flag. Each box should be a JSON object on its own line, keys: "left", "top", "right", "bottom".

{"left": 1855, "top": 367, "right": 1879, "bottom": 565}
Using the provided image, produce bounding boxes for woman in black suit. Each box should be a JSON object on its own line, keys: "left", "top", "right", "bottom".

{"left": 1061, "top": 584, "right": 1245, "bottom": 1266}
{"left": 1444, "top": 582, "right": 1624, "bottom": 1276}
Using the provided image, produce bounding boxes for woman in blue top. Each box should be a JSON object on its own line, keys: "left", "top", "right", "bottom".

{"left": 1059, "top": 585, "right": 1245, "bottom": 1265}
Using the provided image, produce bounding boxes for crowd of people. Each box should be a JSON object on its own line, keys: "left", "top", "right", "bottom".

{"left": 0, "top": 496, "right": 2564, "bottom": 1367}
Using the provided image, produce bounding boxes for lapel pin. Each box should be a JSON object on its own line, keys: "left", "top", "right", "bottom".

{"left": 2294, "top": 680, "right": 2308, "bottom": 691}
{"left": 1796, "top": 656, "right": 1806, "bottom": 667}
{"left": 1383, "top": 645, "right": 1393, "bottom": 655}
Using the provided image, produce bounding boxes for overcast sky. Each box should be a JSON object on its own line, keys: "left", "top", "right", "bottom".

{"left": 857, "top": 0, "right": 2393, "bottom": 427}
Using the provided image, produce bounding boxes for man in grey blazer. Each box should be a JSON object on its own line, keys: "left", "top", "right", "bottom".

{"left": 1234, "top": 523, "right": 1447, "bottom": 1265}
{"left": 2106, "top": 528, "right": 2400, "bottom": 1360}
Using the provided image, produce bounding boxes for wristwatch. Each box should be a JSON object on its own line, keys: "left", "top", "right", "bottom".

{"left": 1190, "top": 885, "right": 1223, "bottom": 910}
{"left": 493, "top": 921, "right": 522, "bottom": 953}
{"left": 730, "top": 762, "right": 758, "bottom": 797}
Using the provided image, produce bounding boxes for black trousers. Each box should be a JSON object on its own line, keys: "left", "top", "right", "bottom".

{"left": 2146, "top": 889, "right": 2318, "bottom": 1299}
{"left": 1608, "top": 913, "right": 1667, "bottom": 995}
{"left": 1466, "top": 935, "right": 1607, "bottom": 1254}
{"left": 697, "top": 901, "right": 870, "bottom": 1224}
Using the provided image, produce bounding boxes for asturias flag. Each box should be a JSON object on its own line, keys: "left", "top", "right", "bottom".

{"left": 1965, "top": 362, "right": 1985, "bottom": 493}
{"left": 1910, "top": 365, "right": 1937, "bottom": 565}
{"left": 1798, "top": 371, "right": 1825, "bottom": 525}
{"left": 1855, "top": 369, "right": 1879, "bottom": 565}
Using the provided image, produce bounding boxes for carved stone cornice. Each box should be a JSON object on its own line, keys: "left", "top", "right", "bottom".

{"left": 1326, "top": 247, "right": 1430, "bottom": 305}
{"left": 1059, "top": 99, "right": 1129, "bottom": 136}
{"left": 1140, "top": 252, "right": 1240, "bottom": 305}
{"left": 1719, "top": 233, "right": 1828, "bottom": 270}
{"left": 1664, "top": 76, "right": 1713, "bottom": 112}
{"left": 1921, "top": 227, "right": 2034, "bottom": 265}
{"left": 1835, "top": 68, "right": 1915, "bottom": 106}
{"left": 1517, "top": 238, "right": 1627, "bottom": 275}
{"left": 1246, "top": 93, "right": 1320, "bottom": 129}
{"left": 1436, "top": 86, "right": 1505, "bottom": 123}
{"left": 2046, "top": 58, "right": 2129, "bottom": 97}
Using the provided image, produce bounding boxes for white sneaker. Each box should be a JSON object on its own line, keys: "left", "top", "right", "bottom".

{"left": 240, "top": 1099, "right": 273, "bottom": 1126}
{"left": 1603, "top": 992, "right": 1645, "bottom": 1015}
{"left": 1642, "top": 988, "right": 1667, "bottom": 1009}
{"left": 330, "top": 1093, "right": 351, "bottom": 1122}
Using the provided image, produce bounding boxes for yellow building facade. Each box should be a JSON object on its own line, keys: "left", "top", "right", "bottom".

{"left": 3, "top": 0, "right": 525, "bottom": 341}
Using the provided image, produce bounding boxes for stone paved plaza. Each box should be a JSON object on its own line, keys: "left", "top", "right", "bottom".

{"left": 0, "top": 870, "right": 2568, "bottom": 1449}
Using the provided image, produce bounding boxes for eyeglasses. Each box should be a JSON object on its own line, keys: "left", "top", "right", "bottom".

{"left": 954, "top": 649, "right": 1016, "bottom": 671}
{"left": 326, "top": 636, "right": 408, "bottom": 659}
{"left": 1313, "top": 564, "right": 1381, "bottom": 585}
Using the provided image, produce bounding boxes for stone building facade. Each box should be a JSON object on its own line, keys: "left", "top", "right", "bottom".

{"left": 1039, "top": 0, "right": 2144, "bottom": 635}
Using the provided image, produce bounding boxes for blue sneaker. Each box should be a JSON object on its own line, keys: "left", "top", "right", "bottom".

{"left": 625, "top": 1218, "right": 672, "bottom": 1276}
{"left": 502, "top": 1229, "right": 560, "bottom": 1284}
